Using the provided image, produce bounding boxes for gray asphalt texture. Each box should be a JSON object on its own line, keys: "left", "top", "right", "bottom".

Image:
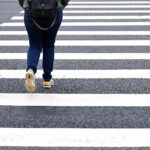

{"left": 1, "top": 148, "right": 150, "bottom": 150}
{"left": 1, "top": 0, "right": 150, "bottom": 150}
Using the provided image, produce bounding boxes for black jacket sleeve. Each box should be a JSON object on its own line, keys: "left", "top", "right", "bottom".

{"left": 18, "top": 0, "right": 24, "bottom": 7}
{"left": 61, "top": 0, "right": 70, "bottom": 8}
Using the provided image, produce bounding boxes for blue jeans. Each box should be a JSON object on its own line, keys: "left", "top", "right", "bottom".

{"left": 24, "top": 9, "right": 63, "bottom": 81}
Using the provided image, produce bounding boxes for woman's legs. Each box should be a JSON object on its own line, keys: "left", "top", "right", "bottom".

{"left": 42, "top": 9, "right": 63, "bottom": 81}
{"left": 24, "top": 9, "right": 63, "bottom": 81}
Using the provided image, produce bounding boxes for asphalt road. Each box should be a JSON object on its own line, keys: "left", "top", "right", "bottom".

{"left": 1, "top": 0, "right": 150, "bottom": 149}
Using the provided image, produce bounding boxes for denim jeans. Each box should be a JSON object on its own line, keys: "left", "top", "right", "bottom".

{"left": 24, "top": 9, "right": 63, "bottom": 81}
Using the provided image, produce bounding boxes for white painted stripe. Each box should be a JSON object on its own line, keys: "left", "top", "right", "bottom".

{"left": 66, "top": 5, "right": 150, "bottom": 8}
{"left": 1, "top": 94, "right": 150, "bottom": 106}
{"left": 2, "top": 53, "right": 150, "bottom": 60}
{"left": 1, "top": 22, "right": 149, "bottom": 26}
{"left": 57, "top": 31, "right": 150, "bottom": 35}
{"left": 3, "top": 31, "right": 150, "bottom": 35}
{"left": 1, "top": 40, "right": 150, "bottom": 46}
{"left": 11, "top": 16, "right": 150, "bottom": 20}
{"left": 20, "top": 10, "right": 150, "bottom": 13}
{"left": 0, "top": 31, "right": 27, "bottom": 35}
{"left": 0, "top": 128, "right": 150, "bottom": 147}
{"left": 68, "top": 1, "right": 150, "bottom": 4}
{"left": 0, "top": 23, "right": 25, "bottom": 26}
{"left": 1, "top": 70, "right": 150, "bottom": 79}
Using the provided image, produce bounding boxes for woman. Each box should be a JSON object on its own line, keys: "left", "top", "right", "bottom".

{"left": 18, "top": 0, "right": 69, "bottom": 92}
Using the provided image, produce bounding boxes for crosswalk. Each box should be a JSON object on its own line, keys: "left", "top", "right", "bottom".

{"left": 1, "top": 94, "right": 150, "bottom": 106}
{"left": 1, "top": 0, "right": 150, "bottom": 149}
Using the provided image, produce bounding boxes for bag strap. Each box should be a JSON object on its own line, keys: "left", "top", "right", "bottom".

{"left": 31, "top": 15, "right": 57, "bottom": 31}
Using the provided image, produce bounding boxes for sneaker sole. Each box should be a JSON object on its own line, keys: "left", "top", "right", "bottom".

{"left": 43, "top": 81, "right": 54, "bottom": 89}
{"left": 25, "top": 72, "right": 35, "bottom": 92}
{"left": 43, "top": 85, "right": 52, "bottom": 89}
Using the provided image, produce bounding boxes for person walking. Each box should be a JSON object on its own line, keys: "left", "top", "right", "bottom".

{"left": 18, "top": 0, "right": 69, "bottom": 92}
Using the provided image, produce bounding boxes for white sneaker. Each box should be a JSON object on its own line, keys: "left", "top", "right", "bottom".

{"left": 25, "top": 69, "right": 35, "bottom": 92}
{"left": 43, "top": 79, "right": 54, "bottom": 89}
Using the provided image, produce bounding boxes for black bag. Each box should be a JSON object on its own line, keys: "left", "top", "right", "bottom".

{"left": 28, "top": 0, "right": 57, "bottom": 18}
{"left": 27, "top": 0, "right": 58, "bottom": 30}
